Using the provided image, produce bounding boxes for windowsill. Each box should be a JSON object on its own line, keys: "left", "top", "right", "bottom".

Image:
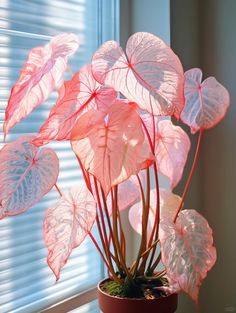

{"left": 41, "top": 287, "right": 98, "bottom": 313}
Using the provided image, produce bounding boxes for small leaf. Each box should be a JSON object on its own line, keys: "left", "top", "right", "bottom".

{"left": 129, "top": 189, "right": 181, "bottom": 237}
{"left": 44, "top": 185, "right": 96, "bottom": 280}
{"left": 71, "top": 100, "right": 154, "bottom": 196}
{"left": 181, "top": 68, "right": 230, "bottom": 133}
{"left": 92, "top": 32, "right": 184, "bottom": 117}
{"left": 141, "top": 114, "right": 191, "bottom": 189}
{"left": 159, "top": 209, "right": 217, "bottom": 302}
{"left": 4, "top": 33, "right": 79, "bottom": 137}
{"left": 155, "top": 120, "right": 191, "bottom": 189}
{"left": 33, "top": 64, "right": 117, "bottom": 146}
{"left": 0, "top": 136, "right": 59, "bottom": 218}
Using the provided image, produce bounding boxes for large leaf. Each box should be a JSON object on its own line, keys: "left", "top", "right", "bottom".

{"left": 181, "top": 68, "right": 230, "bottom": 133}
{"left": 0, "top": 136, "right": 59, "bottom": 218}
{"left": 92, "top": 32, "right": 184, "bottom": 117}
{"left": 159, "top": 209, "right": 217, "bottom": 302}
{"left": 4, "top": 33, "right": 79, "bottom": 137}
{"left": 155, "top": 120, "right": 190, "bottom": 189}
{"left": 33, "top": 64, "right": 117, "bottom": 146}
{"left": 71, "top": 101, "right": 154, "bottom": 196}
{"left": 44, "top": 185, "right": 96, "bottom": 280}
{"left": 141, "top": 114, "right": 191, "bottom": 189}
{"left": 129, "top": 189, "right": 181, "bottom": 237}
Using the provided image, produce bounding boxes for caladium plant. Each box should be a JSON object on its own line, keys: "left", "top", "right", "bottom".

{"left": 0, "top": 32, "right": 230, "bottom": 303}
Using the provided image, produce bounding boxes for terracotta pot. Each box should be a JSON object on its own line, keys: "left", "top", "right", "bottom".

{"left": 97, "top": 279, "right": 178, "bottom": 313}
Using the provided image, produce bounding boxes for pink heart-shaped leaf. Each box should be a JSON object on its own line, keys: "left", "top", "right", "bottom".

{"left": 181, "top": 68, "right": 230, "bottom": 133}
{"left": 159, "top": 209, "right": 217, "bottom": 302}
{"left": 92, "top": 32, "right": 184, "bottom": 117}
{"left": 129, "top": 189, "right": 181, "bottom": 237}
{"left": 141, "top": 114, "right": 191, "bottom": 189}
{"left": 71, "top": 100, "right": 154, "bottom": 196}
{"left": 33, "top": 64, "right": 117, "bottom": 146}
{"left": 44, "top": 185, "right": 96, "bottom": 280}
{"left": 140, "top": 113, "right": 158, "bottom": 144}
{"left": 0, "top": 136, "right": 59, "bottom": 219}
{"left": 4, "top": 33, "right": 79, "bottom": 137}
{"left": 155, "top": 120, "right": 191, "bottom": 189}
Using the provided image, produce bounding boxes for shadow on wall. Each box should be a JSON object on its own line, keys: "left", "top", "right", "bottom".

{"left": 171, "top": 0, "right": 236, "bottom": 312}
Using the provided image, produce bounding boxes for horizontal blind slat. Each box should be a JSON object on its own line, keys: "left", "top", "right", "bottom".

{"left": 0, "top": 234, "right": 101, "bottom": 280}
{"left": 0, "top": 273, "right": 101, "bottom": 313}
{"left": 0, "top": 258, "right": 101, "bottom": 300}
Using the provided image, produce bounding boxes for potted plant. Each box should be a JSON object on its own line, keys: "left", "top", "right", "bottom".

{"left": 0, "top": 32, "right": 230, "bottom": 313}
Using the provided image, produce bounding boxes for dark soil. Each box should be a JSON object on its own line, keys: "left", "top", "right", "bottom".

{"left": 101, "top": 276, "right": 169, "bottom": 300}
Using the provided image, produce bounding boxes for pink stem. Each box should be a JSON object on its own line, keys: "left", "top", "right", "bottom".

{"left": 88, "top": 232, "right": 110, "bottom": 270}
{"left": 93, "top": 178, "right": 110, "bottom": 249}
{"left": 140, "top": 116, "right": 160, "bottom": 246}
{"left": 140, "top": 115, "right": 161, "bottom": 272}
{"left": 174, "top": 129, "right": 203, "bottom": 222}
{"left": 75, "top": 155, "right": 92, "bottom": 192}
{"left": 146, "top": 162, "right": 160, "bottom": 272}
{"left": 136, "top": 174, "right": 145, "bottom": 207}
{"left": 152, "top": 114, "right": 156, "bottom": 151}
{"left": 131, "top": 174, "right": 146, "bottom": 276}
{"left": 54, "top": 183, "right": 63, "bottom": 197}
{"left": 148, "top": 162, "right": 160, "bottom": 246}
{"left": 141, "top": 118, "right": 155, "bottom": 154}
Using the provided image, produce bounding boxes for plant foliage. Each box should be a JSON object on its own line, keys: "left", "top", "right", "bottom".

{"left": 0, "top": 32, "right": 230, "bottom": 302}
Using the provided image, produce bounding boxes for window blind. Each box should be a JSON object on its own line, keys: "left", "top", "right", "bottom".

{"left": 0, "top": 1, "right": 119, "bottom": 312}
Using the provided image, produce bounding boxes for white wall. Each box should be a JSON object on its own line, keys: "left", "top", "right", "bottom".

{"left": 130, "top": 0, "right": 170, "bottom": 43}
{"left": 120, "top": 0, "right": 170, "bottom": 43}
{"left": 170, "top": 1, "right": 203, "bottom": 311}
{"left": 171, "top": 0, "right": 236, "bottom": 312}
{"left": 199, "top": 1, "right": 236, "bottom": 312}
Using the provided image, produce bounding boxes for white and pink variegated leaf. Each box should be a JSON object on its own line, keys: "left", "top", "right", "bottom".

{"left": 181, "top": 68, "right": 230, "bottom": 133}
{"left": 33, "top": 64, "right": 117, "bottom": 146}
{"left": 4, "top": 33, "right": 79, "bottom": 137}
{"left": 0, "top": 136, "right": 59, "bottom": 219}
{"left": 44, "top": 185, "right": 97, "bottom": 280}
{"left": 71, "top": 100, "right": 154, "bottom": 196}
{"left": 159, "top": 209, "right": 217, "bottom": 302}
{"left": 141, "top": 114, "right": 191, "bottom": 189}
{"left": 140, "top": 113, "right": 158, "bottom": 145}
{"left": 92, "top": 32, "right": 185, "bottom": 117}
{"left": 129, "top": 189, "right": 181, "bottom": 237}
{"left": 155, "top": 120, "right": 191, "bottom": 189}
